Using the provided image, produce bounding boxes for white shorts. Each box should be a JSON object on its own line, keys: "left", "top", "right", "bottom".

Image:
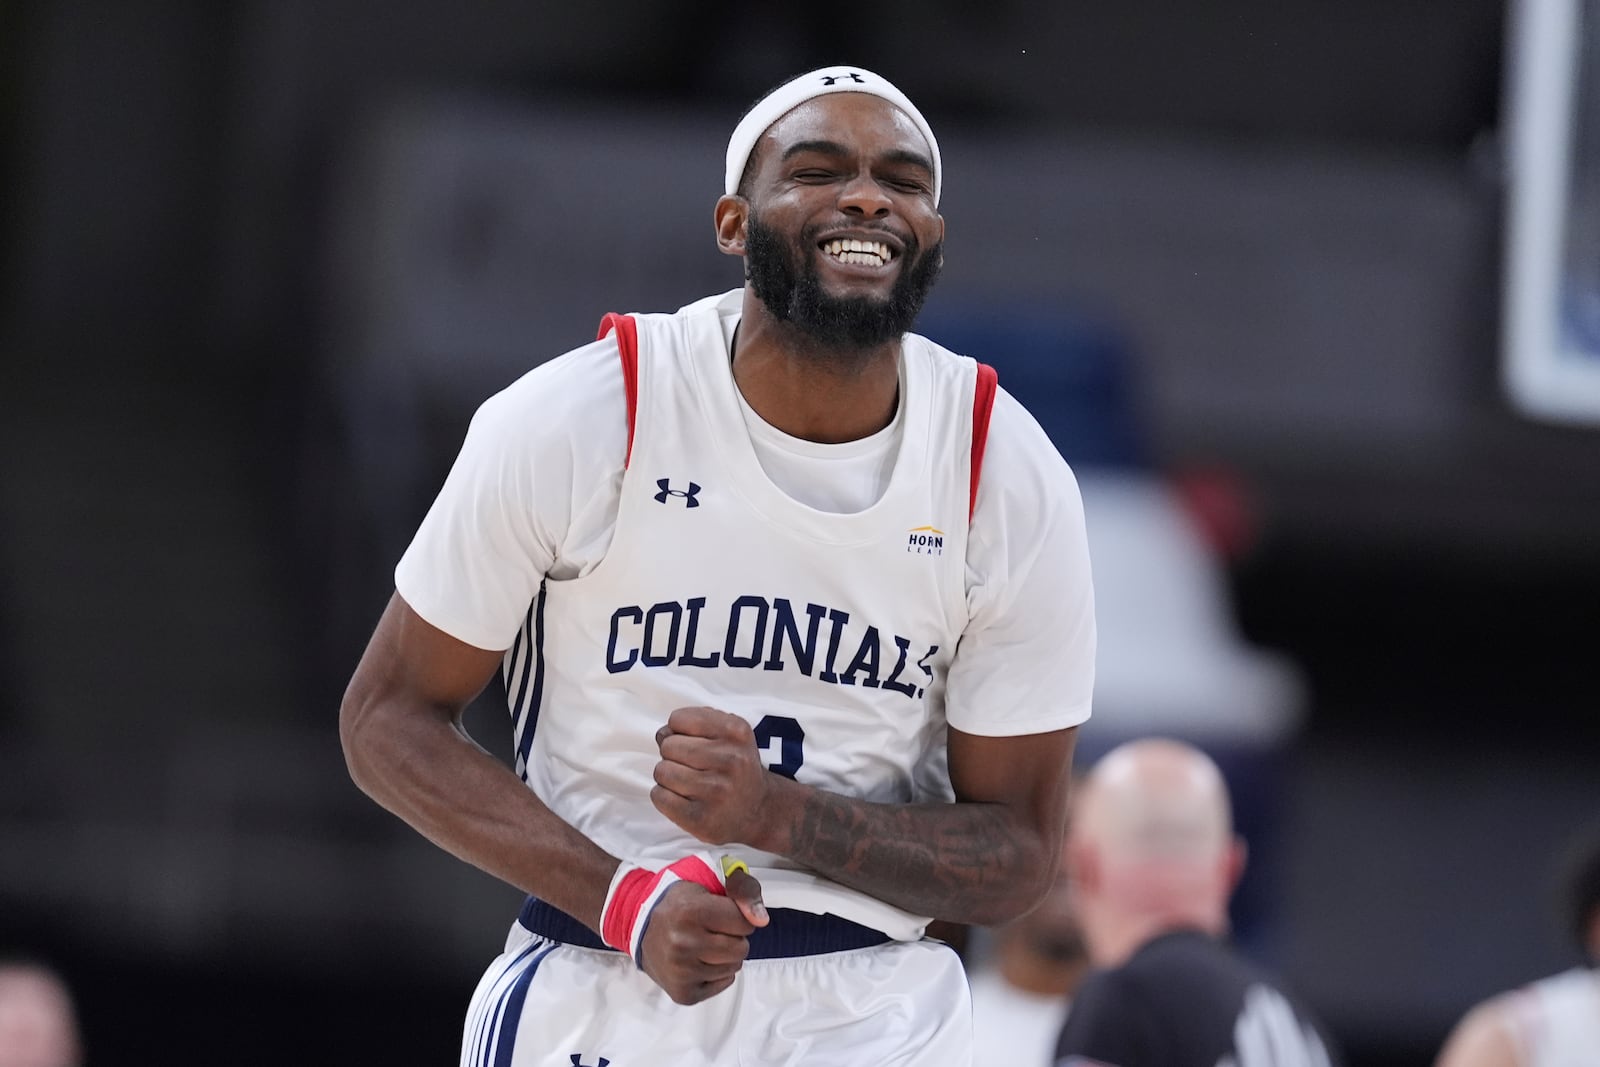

{"left": 460, "top": 908, "right": 973, "bottom": 1066}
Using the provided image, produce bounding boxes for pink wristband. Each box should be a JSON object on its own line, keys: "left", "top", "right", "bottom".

{"left": 600, "top": 856, "right": 727, "bottom": 967}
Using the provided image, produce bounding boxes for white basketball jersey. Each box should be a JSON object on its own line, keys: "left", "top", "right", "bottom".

{"left": 1508, "top": 967, "right": 1600, "bottom": 1067}
{"left": 500, "top": 291, "right": 985, "bottom": 877}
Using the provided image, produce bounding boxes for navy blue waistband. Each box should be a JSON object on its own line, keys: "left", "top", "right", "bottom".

{"left": 517, "top": 895, "right": 892, "bottom": 959}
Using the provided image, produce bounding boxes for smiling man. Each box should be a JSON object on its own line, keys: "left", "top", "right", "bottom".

{"left": 339, "top": 65, "right": 1096, "bottom": 1066}
{"left": 732, "top": 91, "right": 945, "bottom": 362}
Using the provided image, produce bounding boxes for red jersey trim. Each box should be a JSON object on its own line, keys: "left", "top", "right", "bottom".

{"left": 970, "top": 361, "right": 999, "bottom": 520}
{"left": 597, "top": 312, "right": 640, "bottom": 468}
{"left": 595, "top": 313, "right": 998, "bottom": 520}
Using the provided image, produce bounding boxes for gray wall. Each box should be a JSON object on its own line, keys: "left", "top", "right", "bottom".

{"left": 2, "top": 4, "right": 1595, "bottom": 1065}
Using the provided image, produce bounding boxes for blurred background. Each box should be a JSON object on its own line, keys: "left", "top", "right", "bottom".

{"left": 2, "top": 2, "right": 1598, "bottom": 1065}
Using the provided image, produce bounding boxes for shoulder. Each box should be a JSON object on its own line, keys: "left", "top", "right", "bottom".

{"left": 479, "top": 334, "right": 624, "bottom": 420}
{"left": 1114, "top": 933, "right": 1291, "bottom": 1022}
{"left": 1120, "top": 931, "right": 1239, "bottom": 991}
{"left": 967, "top": 380, "right": 1088, "bottom": 580}
{"left": 983, "top": 383, "right": 1080, "bottom": 504}
{"left": 908, "top": 331, "right": 1082, "bottom": 520}
{"left": 465, "top": 334, "right": 628, "bottom": 456}
{"left": 1064, "top": 963, "right": 1156, "bottom": 1024}
{"left": 628, "top": 288, "right": 743, "bottom": 338}
{"left": 1436, "top": 992, "right": 1524, "bottom": 1067}
{"left": 1054, "top": 964, "right": 1157, "bottom": 1057}
{"left": 1535, "top": 964, "right": 1600, "bottom": 999}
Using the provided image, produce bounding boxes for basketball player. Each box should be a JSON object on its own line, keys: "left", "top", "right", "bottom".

{"left": 340, "top": 65, "right": 1096, "bottom": 1066}
{"left": 1433, "top": 827, "right": 1600, "bottom": 1067}
{"left": 1053, "top": 738, "right": 1339, "bottom": 1067}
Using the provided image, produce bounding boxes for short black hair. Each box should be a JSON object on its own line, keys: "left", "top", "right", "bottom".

{"left": 1560, "top": 824, "right": 1600, "bottom": 960}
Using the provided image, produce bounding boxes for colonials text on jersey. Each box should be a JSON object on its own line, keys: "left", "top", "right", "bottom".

{"left": 605, "top": 595, "right": 938, "bottom": 700}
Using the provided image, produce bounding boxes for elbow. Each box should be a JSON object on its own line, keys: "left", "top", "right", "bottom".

{"left": 338, "top": 684, "right": 384, "bottom": 796}
{"left": 990, "top": 872, "right": 1056, "bottom": 927}
{"left": 971, "top": 837, "right": 1060, "bottom": 926}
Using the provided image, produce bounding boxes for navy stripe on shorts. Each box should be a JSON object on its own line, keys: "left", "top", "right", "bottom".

{"left": 517, "top": 895, "right": 891, "bottom": 960}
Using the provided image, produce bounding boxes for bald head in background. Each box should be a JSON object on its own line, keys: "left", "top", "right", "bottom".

{"left": 0, "top": 961, "right": 81, "bottom": 1067}
{"left": 1054, "top": 739, "right": 1342, "bottom": 1066}
{"left": 1065, "top": 737, "right": 1247, "bottom": 969}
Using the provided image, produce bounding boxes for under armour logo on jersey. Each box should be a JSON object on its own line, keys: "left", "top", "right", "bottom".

{"left": 570, "top": 1056, "right": 609, "bottom": 1067}
{"left": 654, "top": 478, "right": 701, "bottom": 507}
{"left": 820, "top": 72, "right": 866, "bottom": 85}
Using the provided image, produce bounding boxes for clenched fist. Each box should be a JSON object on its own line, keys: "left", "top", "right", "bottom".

{"left": 637, "top": 867, "right": 768, "bottom": 1005}
{"left": 652, "top": 706, "right": 782, "bottom": 847}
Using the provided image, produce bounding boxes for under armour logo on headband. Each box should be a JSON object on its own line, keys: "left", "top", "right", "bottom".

{"left": 724, "top": 65, "right": 942, "bottom": 205}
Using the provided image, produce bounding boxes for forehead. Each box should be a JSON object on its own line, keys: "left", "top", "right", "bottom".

{"left": 757, "top": 93, "right": 932, "bottom": 164}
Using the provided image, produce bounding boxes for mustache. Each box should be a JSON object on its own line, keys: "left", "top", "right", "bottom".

{"left": 742, "top": 210, "right": 943, "bottom": 353}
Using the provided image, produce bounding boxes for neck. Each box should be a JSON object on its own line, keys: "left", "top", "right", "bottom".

{"left": 1085, "top": 908, "right": 1227, "bottom": 970}
{"left": 732, "top": 288, "right": 901, "bottom": 443}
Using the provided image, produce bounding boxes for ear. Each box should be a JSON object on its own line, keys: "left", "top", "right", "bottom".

{"left": 1066, "top": 837, "right": 1100, "bottom": 896}
{"left": 1222, "top": 835, "right": 1248, "bottom": 897}
{"left": 925, "top": 211, "right": 946, "bottom": 273}
{"left": 714, "top": 194, "right": 749, "bottom": 258}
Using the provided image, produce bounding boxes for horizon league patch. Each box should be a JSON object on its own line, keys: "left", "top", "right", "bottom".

{"left": 907, "top": 525, "right": 944, "bottom": 555}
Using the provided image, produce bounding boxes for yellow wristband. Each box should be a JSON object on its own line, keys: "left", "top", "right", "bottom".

{"left": 720, "top": 856, "right": 750, "bottom": 879}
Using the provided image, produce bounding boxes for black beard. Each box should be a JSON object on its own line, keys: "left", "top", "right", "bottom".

{"left": 744, "top": 212, "right": 943, "bottom": 356}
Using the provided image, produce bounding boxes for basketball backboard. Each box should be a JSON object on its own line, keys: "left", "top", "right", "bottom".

{"left": 1503, "top": 0, "right": 1600, "bottom": 423}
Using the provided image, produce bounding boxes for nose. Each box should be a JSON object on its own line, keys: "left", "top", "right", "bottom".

{"left": 838, "top": 172, "right": 892, "bottom": 218}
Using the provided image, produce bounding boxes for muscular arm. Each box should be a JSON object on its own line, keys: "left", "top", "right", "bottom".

{"left": 772, "top": 725, "right": 1077, "bottom": 925}
{"left": 344, "top": 594, "right": 764, "bottom": 1005}
{"left": 339, "top": 592, "right": 620, "bottom": 929}
{"left": 654, "top": 710, "right": 1077, "bottom": 926}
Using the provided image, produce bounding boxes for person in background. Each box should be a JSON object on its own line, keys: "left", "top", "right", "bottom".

{"left": 968, "top": 856, "right": 1089, "bottom": 1067}
{"left": 0, "top": 959, "right": 81, "bottom": 1067}
{"left": 1053, "top": 737, "right": 1338, "bottom": 1067}
{"left": 1434, "top": 825, "right": 1600, "bottom": 1067}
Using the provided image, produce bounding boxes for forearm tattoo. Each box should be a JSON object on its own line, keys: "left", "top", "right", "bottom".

{"left": 780, "top": 789, "right": 1039, "bottom": 923}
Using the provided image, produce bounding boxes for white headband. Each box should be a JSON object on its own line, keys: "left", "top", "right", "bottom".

{"left": 724, "top": 66, "right": 942, "bottom": 207}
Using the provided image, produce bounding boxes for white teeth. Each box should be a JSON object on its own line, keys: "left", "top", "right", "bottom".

{"left": 823, "top": 238, "right": 890, "bottom": 264}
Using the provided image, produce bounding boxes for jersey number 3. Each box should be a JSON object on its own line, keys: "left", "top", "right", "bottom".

{"left": 753, "top": 715, "right": 805, "bottom": 779}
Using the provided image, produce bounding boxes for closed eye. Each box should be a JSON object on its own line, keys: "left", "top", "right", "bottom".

{"left": 884, "top": 177, "right": 930, "bottom": 194}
